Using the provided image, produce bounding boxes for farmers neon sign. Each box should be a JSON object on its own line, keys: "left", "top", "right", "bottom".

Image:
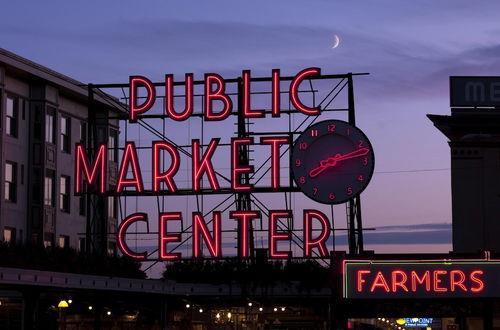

{"left": 76, "top": 68, "right": 337, "bottom": 260}
{"left": 342, "top": 259, "right": 500, "bottom": 299}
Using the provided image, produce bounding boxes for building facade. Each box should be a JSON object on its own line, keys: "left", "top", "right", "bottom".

{"left": 0, "top": 48, "right": 123, "bottom": 253}
{"left": 429, "top": 106, "right": 500, "bottom": 253}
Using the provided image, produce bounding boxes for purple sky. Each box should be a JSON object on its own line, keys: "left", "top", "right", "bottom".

{"left": 3, "top": 1, "right": 500, "bottom": 258}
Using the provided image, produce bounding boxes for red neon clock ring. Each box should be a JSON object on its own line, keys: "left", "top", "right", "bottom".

{"left": 291, "top": 119, "right": 375, "bottom": 204}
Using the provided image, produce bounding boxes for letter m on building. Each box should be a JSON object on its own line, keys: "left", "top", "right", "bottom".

{"left": 465, "top": 82, "right": 485, "bottom": 103}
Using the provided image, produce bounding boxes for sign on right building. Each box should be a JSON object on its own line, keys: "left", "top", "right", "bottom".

{"left": 450, "top": 76, "right": 500, "bottom": 107}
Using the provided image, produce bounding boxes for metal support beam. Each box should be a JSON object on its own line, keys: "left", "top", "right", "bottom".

{"left": 236, "top": 77, "right": 255, "bottom": 259}
{"left": 347, "top": 73, "right": 364, "bottom": 254}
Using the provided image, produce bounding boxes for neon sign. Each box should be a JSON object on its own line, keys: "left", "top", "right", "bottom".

{"left": 129, "top": 68, "right": 320, "bottom": 122}
{"left": 76, "top": 68, "right": 371, "bottom": 260}
{"left": 342, "top": 259, "right": 500, "bottom": 299}
{"left": 397, "top": 318, "right": 434, "bottom": 327}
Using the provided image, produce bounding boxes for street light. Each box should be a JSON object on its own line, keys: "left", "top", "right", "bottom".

{"left": 58, "top": 300, "right": 69, "bottom": 308}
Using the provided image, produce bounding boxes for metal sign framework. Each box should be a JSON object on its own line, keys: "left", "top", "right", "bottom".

{"left": 84, "top": 72, "right": 369, "bottom": 265}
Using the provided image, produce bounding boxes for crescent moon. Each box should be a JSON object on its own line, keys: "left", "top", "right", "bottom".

{"left": 332, "top": 34, "right": 340, "bottom": 49}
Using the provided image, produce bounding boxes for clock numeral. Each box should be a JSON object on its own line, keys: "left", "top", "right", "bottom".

{"left": 327, "top": 124, "right": 336, "bottom": 132}
{"left": 313, "top": 187, "right": 318, "bottom": 196}
{"left": 295, "top": 159, "right": 301, "bottom": 167}
{"left": 357, "top": 175, "right": 363, "bottom": 182}
{"left": 299, "top": 176, "right": 306, "bottom": 184}
{"left": 347, "top": 187, "right": 353, "bottom": 195}
{"left": 299, "top": 142, "right": 308, "bottom": 150}
{"left": 329, "top": 192, "right": 335, "bottom": 200}
{"left": 358, "top": 140, "right": 364, "bottom": 148}
{"left": 311, "top": 129, "right": 318, "bottom": 137}
{"left": 362, "top": 157, "right": 368, "bottom": 166}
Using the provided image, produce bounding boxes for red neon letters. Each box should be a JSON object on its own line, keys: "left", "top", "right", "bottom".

{"left": 205, "top": 73, "right": 232, "bottom": 121}
{"left": 192, "top": 138, "right": 220, "bottom": 192}
{"left": 272, "top": 69, "right": 281, "bottom": 117}
{"left": 152, "top": 141, "right": 180, "bottom": 193}
{"left": 230, "top": 211, "right": 261, "bottom": 258}
{"left": 231, "top": 138, "right": 255, "bottom": 192}
{"left": 269, "top": 210, "right": 292, "bottom": 259}
{"left": 303, "top": 209, "right": 331, "bottom": 258}
{"left": 165, "top": 73, "right": 194, "bottom": 121}
{"left": 107, "top": 67, "right": 341, "bottom": 261}
{"left": 117, "top": 213, "right": 148, "bottom": 259}
{"left": 76, "top": 137, "right": 292, "bottom": 195}
{"left": 129, "top": 76, "right": 156, "bottom": 123}
{"left": 116, "top": 142, "right": 144, "bottom": 193}
{"left": 159, "top": 212, "right": 182, "bottom": 260}
{"left": 192, "top": 212, "right": 221, "bottom": 258}
{"left": 119, "top": 211, "right": 337, "bottom": 259}
{"left": 128, "top": 68, "right": 323, "bottom": 121}
{"left": 289, "top": 67, "right": 321, "bottom": 115}
{"left": 260, "top": 137, "right": 289, "bottom": 190}
{"left": 75, "top": 143, "right": 107, "bottom": 194}
{"left": 242, "top": 70, "right": 264, "bottom": 118}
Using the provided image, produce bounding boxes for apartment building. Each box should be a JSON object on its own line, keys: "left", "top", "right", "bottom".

{"left": 0, "top": 48, "right": 123, "bottom": 253}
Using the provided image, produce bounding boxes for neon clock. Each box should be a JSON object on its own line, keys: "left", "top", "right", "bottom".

{"left": 291, "top": 119, "right": 374, "bottom": 204}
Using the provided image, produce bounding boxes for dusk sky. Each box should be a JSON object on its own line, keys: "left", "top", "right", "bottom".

{"left": 2, "top": 1, "right": 500, "bottom": 259}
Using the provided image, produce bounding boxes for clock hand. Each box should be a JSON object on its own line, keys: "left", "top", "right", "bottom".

{"left": 335, "top": 148, "right": 369, "bottom": 162}
{"left": 309, "top": 148, "right": 369, "bottom": 178}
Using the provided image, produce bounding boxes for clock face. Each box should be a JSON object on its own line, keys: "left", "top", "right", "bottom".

{"left": 291, "top": 120, "right": 375, "bottom": 204}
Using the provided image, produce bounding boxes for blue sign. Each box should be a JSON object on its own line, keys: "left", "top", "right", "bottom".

{"left": 403, "top": 318, "right": 433, "bottom": 327}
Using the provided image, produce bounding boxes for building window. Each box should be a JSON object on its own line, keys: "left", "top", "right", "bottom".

{"left": 60, "top": 116, "right": 71, "bottom": 153}
{"left": 3, "top": 227, "right": 16, "bottom": 244}
{"left": 31, "top": 233, "right": 39, "bottom": 245}
{"left": 59, "top": 235, "right": 69, "bottom": 248}
{"left": 60, "top": 175, "right": 70, "bottom": 212}
{"left": 79, "top": 194, "right": 86, "bottom": 216}
{"left": 44, "top": 232, "right": 54, "bottom": 248}
{"left": 107, "top": 241, "right": 116, "bottom": 256}
{"left": 45, "top": 110, "right": 55, "bottom": 144}
{"left": 108, "top": 129, "right": 118, "bottom": 162}
{"left": 44, "top": 170, "right": 55, "bottom": 206}
{"left": 6, "top": 96, "right": 18, "bottom": 137}
{"left": 4, "top": 161, "right": 17, "bottom": 202}
{"left": 21, "top": 99, "right": 26, "bottom": 120}
{"left": 78, "top": 238, "right": 85, "bottom": 252}
{"left": 34, "top": 108, "right": 42, "bottom": 140}
{"left": 32, "top": 168, "right": 41, "bottom": 203}
{"left": 79, "top": 121, "right": 87, "bottom": 143}
{"left": 108, "top": 196, "right": 117, "bottom": 219}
